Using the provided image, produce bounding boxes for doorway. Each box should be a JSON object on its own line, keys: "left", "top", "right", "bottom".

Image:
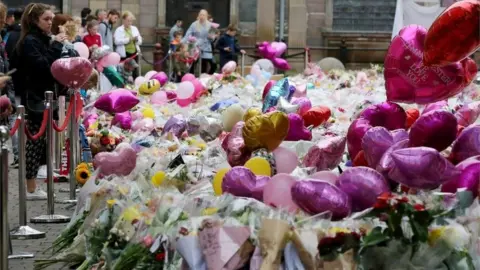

{"left": 166, "top": 0, "right": 230, "bottom": 28}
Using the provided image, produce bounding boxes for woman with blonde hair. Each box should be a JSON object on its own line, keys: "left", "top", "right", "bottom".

{"left": 182, "top": 9, "right": 217, "bottom": 74}
{"left": 113, "top": 11, "right": 142, "bottom": 77}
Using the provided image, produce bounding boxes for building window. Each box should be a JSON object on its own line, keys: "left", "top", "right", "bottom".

{"left": 332, "top": 0, "right": 396, "bottom": 32}
{"left": 238, "top": 0, "right": 257, "bottom": 36}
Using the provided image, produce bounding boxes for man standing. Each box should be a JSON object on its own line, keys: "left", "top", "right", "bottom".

{"left": 169, "top": 18, "right": 183, "bottom": 42}
{"left": 4, "top": 7, "right": 22, "bottom": 57}
{"left": 1, "top": 9, "right": 14, "bottom": 40}
{"left": 98, "top": 9, "right": 119, "bottom": 50}
{"left": 96, "top": 9, "right": 107, "bottom": 22}
{"left": 81, "top": 7, "right": 91, "bottom": 27}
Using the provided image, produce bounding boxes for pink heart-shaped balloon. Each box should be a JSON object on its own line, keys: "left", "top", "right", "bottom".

{"left": 221, "top": 121, "right": 251, "bottom": 167}
{"left": 285, "top": 113, "right": 312, "bottom": 141}
{"left": 51, "top": 57, "right": 93, "bottom": 89}
{"left": 112, "top": 111, "right": 132, "bottom": 130}
{"left": 291, "top": 180, "right": 351, "bottom": 220}
{"left": 292, "top": 84, "right": 307, "bottom": 98}
{"left": 271, "top": 42, "right": 287, "bottom": 57}
{"left": 385, "top": 25, "right": 477, "bottom": 104}
{"left": 93, "top": 144, "right": 137, "bottom": 177}
{"left": 455, "top": 101, "right": 480, "bottom": 127}
{"left": 222, "top": 167, "right": 257, "bottom": 197}
{"left": 291, "top": 97, "right": 312, "bottom": 115}
{"left": 303, "top": 136, "right": 346, "bottom": 171}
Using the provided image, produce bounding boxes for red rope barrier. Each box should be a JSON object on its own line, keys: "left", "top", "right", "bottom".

{"left": 53, "top": 95, "right": 75, "bottom": 132}
{"left": 9, "top": 117, "right": 20, "bottom": 137}
{"left": 25, "top": 108, "right": 49, "bottom": 141}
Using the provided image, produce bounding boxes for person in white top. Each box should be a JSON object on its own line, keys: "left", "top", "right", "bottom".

{"left": 113, "top": 11, "right": 142, "bottom": 77}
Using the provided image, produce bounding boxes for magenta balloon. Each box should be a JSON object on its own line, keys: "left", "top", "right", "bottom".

{"left": 285, "top": 113, "right": 312, "bottom": 141}
{"left": 161, "top": 114, "right": 187, "bottom": 138}
{"left": 221, "top": 121, "right": 251, "bottom": 167}
{"left": 291, "top": 180, "right": 351, "bottom": 220}
{"left": 359, "top": 102, "right": 406, "bottom": 130}
{"left": 385, "top": 25, "right": 474, "bottom": 104}
{"left": 310, "top": 171, "right": 339, "bottom": 185}
{"left": 441, "top": 163, "right": 480, "bottom": 196}
{"left": 291, "top": 97, "right": 312, "bottom": 115}
{"left": 272, "top": 58, "right": 291, "bottom": 70}
{"left": 455, "top": 101, "right": 480, "bottom": 127}
{"left": 165, "top": 90, "right": 177, "bottom": 100}
{"left": 347, "top": 118, "right": 372, "bottom": 159}
{"left": 362, "top": 127, "right": 397, "bottom": 169}
{"left": 94, "top": 89, "right": 140, "bottom": 113}
{"left": 456, "top": 156, "right": 480, "bottom": 170}
{"left": 303, "top": 136, "right": 346, "bottom": 171}
{"left": 391, "top": 129, "right": 409, "bottom": 142}
{"left": 336, "top": 167, "right": 390, "bottom": 212}
{"left": 422, "top": 101, "right": 448, "bottom": 115}
{"left": 377, "top": 139, "right": 410, "bottom": 176}
{"left": 151, "top": 72, "right": 168, "bottom": 86}
{"left": 263, "top": 173, "right": 298, "bottom": 213}
{"left": 222, "top": 167, "right": 257, "bottom": 197}
{"left": 251, "top": 176, "right": 271, "bottom": 201}
{"left": 83, "top": 112, "right": 98, "bottom": 128}
{"left": 51, "top": 57, "right": 93, "bottom": 89}
{"left": 112, "top": 111, "right": 132, "bottom": 130}
{"left": 409, "top": 110, "right": 457, "bottom": 151}
{"left": 181, "top": 73, "right": 196, "bottom": 82}
{"left": 93, "top": 144, "right": 137, "bottom": 177}
{"left": 387, "top": 147, "right": 460, "bottom": 189}
{"left": 450, "top": 125, "right": 480, "bottom": 164}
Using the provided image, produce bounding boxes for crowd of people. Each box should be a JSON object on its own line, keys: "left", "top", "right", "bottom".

{"left": 0, "top": 3, "right": 247, "bottom": 201}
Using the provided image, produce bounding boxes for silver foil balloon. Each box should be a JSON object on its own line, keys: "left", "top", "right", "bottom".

{"left": 162, "top": 114, "right": 187, "bottom": 138}
{"left": 277, "top": 96, "right": 299, "bottom": 114}
{"left": 186, "top": 116, "right": 202, "bottom": 136}
{"left": 199, "top": 117, "right": 223, "bottom": 142}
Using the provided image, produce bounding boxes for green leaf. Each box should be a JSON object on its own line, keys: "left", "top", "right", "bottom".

{"left": 359, "top": 227, "right": 390, "bottom": 254}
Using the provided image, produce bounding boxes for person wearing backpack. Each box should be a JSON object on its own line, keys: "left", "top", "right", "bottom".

{"left": 98, "top": 9, "right": 119, "bottom": 50}
{"left": 4, "top": 7, "right": 22, "bottom": 58}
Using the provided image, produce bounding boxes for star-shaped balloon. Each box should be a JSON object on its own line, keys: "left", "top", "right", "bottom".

{"left": 277, "top": 96, "right": 299, "bottom": 114}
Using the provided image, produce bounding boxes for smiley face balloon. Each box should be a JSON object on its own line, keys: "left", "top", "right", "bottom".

{"left": 139, "top": 79, "right": 161, "bottom": 95}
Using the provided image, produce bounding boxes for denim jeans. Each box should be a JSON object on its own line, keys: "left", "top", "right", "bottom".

{"left": 8, "top": 114, "right": 18, "bottom": 159}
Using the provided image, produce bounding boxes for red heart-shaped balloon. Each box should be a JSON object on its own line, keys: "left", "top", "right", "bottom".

{"left": 384, "top": 25, "right": 477, "bottom": 104}
{"left": 51, "top": 57, "right": 93, "bottom": 89}
{"left": 423, "top": 0, "right": 480, "bottom": 67}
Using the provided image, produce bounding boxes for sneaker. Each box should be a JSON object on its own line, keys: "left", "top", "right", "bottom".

{"left": 26, "top": 188, "right": 48, "bottom": 201}
{"left": 10, "top": 158, "right": 18, "bottom": 168}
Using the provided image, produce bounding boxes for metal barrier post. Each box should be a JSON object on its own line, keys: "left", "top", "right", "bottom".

{"left": 168, "top": 51, "right": 173, "bottom": 81}
{"left": 10, "top": 106, "right": 45, "bottom": 239}
{"left": 55, "top": 96, "right": 65, "bottom": 171}
{"left": 58, "top": 92, "right": 77, "bottom": 204}
{"left": 241, "top": 53, "right": 245, "bottom": 77}
{"left": 0, "top": 126, "right": 34, "bottom": 263}
{"left": 31, "top": 92, "right": 70, "bottom": 223}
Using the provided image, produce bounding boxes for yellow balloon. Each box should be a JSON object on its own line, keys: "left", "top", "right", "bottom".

{"left": 139, "top": 79, "right": 160, "bottom": 95}
{"left": 151, "top": 171, "right": 166, "bottom": 187}
{"left": 245, "top": 157, "right": 272, "bottom": 176}
{"left": 242, "top": 111, "right": 289, "bottom": 152}
{"left": 143, "top": 108, "right": 155, "bottom": 118}
{"left": 213, "top": 168, "right": 230, "bottom": 196}
{"left": 243, "top": 107, "right": 262, "bottom": 122}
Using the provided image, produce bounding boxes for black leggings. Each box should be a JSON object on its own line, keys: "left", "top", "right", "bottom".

{"left": 190, "top": 58, "right": 216, "bottom": 75}
{"left": 26, "top": 120, "right": 46, "bottom": 179}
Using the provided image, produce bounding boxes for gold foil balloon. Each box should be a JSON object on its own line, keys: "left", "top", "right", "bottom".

{"left": 243, "top": 111, "right": 289, "bottom": 152}
{"left": 243, "top": 107, "right": 262, "bottom": 122}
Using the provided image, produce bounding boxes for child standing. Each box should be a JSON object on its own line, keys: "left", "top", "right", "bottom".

{"left": 83, "top": 19, "right": 102, "bottom": 52}
{"left": 174, "top": 43, "right": 191, "bottom": 82}
{"left": 170, "top": 31, "right": 182, "bottom": 52}
{"left": 216, "top": 24, "right": 245, "bottom": 70}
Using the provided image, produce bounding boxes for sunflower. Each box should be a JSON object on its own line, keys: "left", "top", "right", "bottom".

{"left": 77, "top": 162, "right": 89, "bottom": 170}
{"left": 75, "top": 167, "right": 91, "bottom": 185}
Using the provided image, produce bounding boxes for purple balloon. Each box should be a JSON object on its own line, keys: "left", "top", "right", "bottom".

{"left": 377, "top": 139, "right": 410, "bottom": 176}
{"left": 151, "top": 72, "right": 168, "bottom": 86}
{"left": 450, "top": 125, "right": 480, "bottom": 164}
{"left": 336, "top": 167, "right": 390, "bottom": 212}
{"left": 347, "top": 118, "right": 372, "bottom": 159}
{"left": 222, "top": 167, "right": 256, "bottom": 197}
{"left": 112, "top": 111, "right": 132, "bottom": 130}
{"left": 409, "top": 110, "right": 457, "bottom": 151}
{"left": 285, "top": 113, "right": 312, "bottom": 141}
{"left": 441, "top": 163, "right": 480, "bottom": 196}
{"left": 387, "top": 147, "right": 460, "bottom": 189}
{"left": 360, "top": 102, "right": 406, "bottom": 130}
{"left": 362, "top": 127, "right": 408, "bottom": 169}
{"left": 251, "top": 176, "right": 271, "bottom": 201}
{"left": 291, "top": 97, "right": 312, "bottom": 115}
{"left": 422, "top": 100, "right": 448, "bottom": 115}
{"left": 94, "top": 89, "right": 139, "bottom": 113}
{"left": 288, "top": 85, "right": 296, "bottom": 99}
{"left": 291, "top": 180, "right": 351, "bottom": 220}
{"left": 303, "top": 136, "right": 346, "bottom": 171}
{"left": 161, "top": 114, "right": 186, "bottom": 138}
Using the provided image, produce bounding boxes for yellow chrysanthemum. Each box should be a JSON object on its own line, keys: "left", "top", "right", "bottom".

{"left": 122, "top": 206, "right": 141, "bottom": 222}
{"left": 196, "top": 143, "right": 207, "bottom": 150}
{"left": 328, "top": 227, "right": 351, "bottom": 236}
{"left": 151, "top": 171, "right": 166, "bottom": 187}
{"left": 201, "top": 207, "right": 218, "bottom": 216}
{"left": 107, "top": 199, "right": 116, "bottom": 209}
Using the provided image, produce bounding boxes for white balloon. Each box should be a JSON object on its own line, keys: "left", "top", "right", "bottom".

{"left": 252, "top": 59, "right": 275, "bottom": 75}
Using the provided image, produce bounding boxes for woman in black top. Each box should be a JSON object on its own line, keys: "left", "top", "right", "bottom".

{"left": 13, "top": 3, "right": 66, "bottom": 200}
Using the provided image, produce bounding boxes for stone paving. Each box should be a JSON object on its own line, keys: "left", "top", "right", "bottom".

{"left": 6, "top": 152, "right": 74, "bottom": 270}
